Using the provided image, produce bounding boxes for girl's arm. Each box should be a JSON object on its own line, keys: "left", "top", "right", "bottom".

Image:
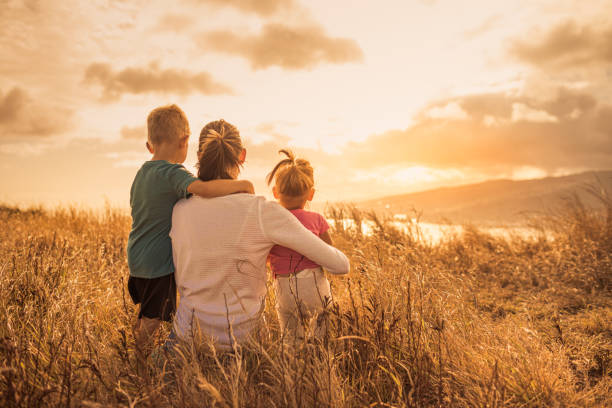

{"left": 319, "top": 230, "right": 333, "bottom": 246}
{"left": 260, "top": 200, "right": 349, "bottom": 275}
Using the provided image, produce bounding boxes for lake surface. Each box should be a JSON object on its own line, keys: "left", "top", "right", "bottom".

{"left": 329, "top": 215, "right": 540, "bottom": 244}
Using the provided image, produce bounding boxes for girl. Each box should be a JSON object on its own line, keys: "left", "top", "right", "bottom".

{"left": 267, "top": 149, "right": 337, "bottom": 340}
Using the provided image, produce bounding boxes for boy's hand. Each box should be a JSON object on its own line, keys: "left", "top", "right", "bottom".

{"left": 239, "top": 180, "right": 255, "bottom": 194}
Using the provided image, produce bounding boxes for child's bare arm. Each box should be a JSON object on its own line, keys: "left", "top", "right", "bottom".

{"left": 319, "top": 230, "right": 333, "bottom": 246}
{"left": 187, "top": 179, "right": 254, "bottom": 198}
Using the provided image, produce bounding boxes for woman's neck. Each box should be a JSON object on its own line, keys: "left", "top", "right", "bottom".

{"left": 199, "top": 167, "right": 240, "bottom": 182}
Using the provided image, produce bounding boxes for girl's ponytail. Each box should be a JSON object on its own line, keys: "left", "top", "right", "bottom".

{"left": 266, "top": 149, "right": 296, "bottom": 185}
{"left": 267, "top": 149, "right": 314, "bottom": 197}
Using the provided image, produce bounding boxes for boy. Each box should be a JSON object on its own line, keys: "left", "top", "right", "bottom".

{"left": 127, "top": 104, "right": 253, "bottom": 360}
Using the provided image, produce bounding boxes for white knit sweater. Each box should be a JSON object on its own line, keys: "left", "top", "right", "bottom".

{"left": 170, "top": 194, "right": 350, "bottom": 348}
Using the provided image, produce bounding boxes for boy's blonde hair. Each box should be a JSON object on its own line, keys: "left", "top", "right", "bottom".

{"left": 147, "top": 104, "right": 189, "bottom": 145}
{"left": 266, "top": 149, "right": 314, "bottom": 197}
{"left": 197, "top": 119, "right": 244, "bottom": 181}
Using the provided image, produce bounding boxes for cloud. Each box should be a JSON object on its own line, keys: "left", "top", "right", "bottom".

{"left": 345, "top": 88, "right": 612, "bottom": 173}
{"left": 105, "top": 150, "right": 150, "bottom": 168}
{"left": 120, "top": 125, "right": 146, "bottom": 140}
{"left": 192, "top": 0, "right": 296, "bottom": 16}
{"left": 201, "top": 87, "right": 612, "bottom": 196}
{"left": 464, "top": 15, "right": 502, "bottom": 40}
{"left": 83, "top": 62, "right": 234, "bottom": 101}
{"left": 510, "top": 103, "right": 558, "bottom": 123}
{"left": 511, "top": 20, "right": 612, "bottom": 70}
{"left": 154, "top": 13, "right": 195, "bottom": 32}
{"left": 199, "top": 23, "right": 364, "bottom": 70}
{"left": 424, "top": 102, "right": 469, "bottom": 120}
{"left": 0, "top": 87, "right": 72, "bottom": 138}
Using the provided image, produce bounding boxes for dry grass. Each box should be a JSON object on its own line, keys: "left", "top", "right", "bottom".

{"left": 0, "top": 200, "right": 610, "bottom": 407}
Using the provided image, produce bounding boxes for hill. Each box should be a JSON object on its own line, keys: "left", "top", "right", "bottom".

{"left": 358, "top": 170, "right": 612, "bottom": 225}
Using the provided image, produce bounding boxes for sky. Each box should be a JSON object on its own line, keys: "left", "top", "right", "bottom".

{"left": 1, "top": 0, "right": 611, "bottom": 208}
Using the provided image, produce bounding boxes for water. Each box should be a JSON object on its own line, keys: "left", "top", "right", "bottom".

{"left": 329, "top": 215, "right": 539, "bottom": 244}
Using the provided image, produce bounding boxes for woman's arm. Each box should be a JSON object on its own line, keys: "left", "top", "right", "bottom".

{"left": 260, "top": 200, "right": 349, "bottom": 275}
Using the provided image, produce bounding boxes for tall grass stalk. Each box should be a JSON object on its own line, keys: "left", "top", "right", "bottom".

{"left": 0, "top": 201, "right": 610, "bottom": 407}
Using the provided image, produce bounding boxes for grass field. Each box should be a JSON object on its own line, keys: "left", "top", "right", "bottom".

{"left": 0, "top": 200, "right": 610, "bottom": 407}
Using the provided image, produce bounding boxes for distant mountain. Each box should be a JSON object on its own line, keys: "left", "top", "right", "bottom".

{"left": 357, "top": 170, "right": 612, "bottom": 226}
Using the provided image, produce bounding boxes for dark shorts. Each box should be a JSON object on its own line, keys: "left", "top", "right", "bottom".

{"left": 128, "top": 273, "right": 176, "bottom": 322}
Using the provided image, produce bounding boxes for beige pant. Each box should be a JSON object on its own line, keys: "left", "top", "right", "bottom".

{"left": 275, "top": 267, "right": 332, "bottom": 340}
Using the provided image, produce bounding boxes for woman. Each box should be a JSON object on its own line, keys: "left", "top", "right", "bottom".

{"left": 170, "top": 119, "right": 350, "bottom": 349}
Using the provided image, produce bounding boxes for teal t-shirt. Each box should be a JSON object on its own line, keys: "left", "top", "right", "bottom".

{"left": 127, "top": 160, "right": 198, "bottom": 279}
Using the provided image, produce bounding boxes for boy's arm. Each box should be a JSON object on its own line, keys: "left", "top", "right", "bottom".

{"left": 319, "top": 230, "right": 333, "bottom": 246}
{"left": 187, "top": 179, "right": 255, "bottom": 198}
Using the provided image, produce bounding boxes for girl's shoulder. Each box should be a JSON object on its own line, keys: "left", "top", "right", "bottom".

{"left": 290, "top": 208, "right": 323, "bottom": 218}
{"left": 290, "top": 209, "right": 329, "bottom": 231}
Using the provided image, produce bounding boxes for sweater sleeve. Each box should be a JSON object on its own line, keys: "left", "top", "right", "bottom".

{"left": 259, "top": 200, "right": 350, "bottom": 275}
